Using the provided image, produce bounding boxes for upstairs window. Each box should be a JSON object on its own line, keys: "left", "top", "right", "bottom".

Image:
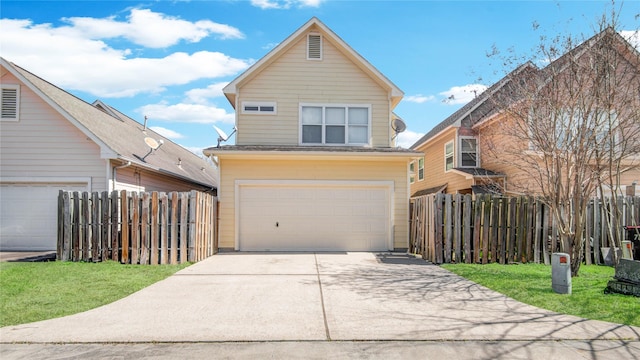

{"left": 242, "top": 101, "right": 277, "bottom": 115}
{"left": 444, "top": 141, "right": 454, "bottom": 171}
{"left": 418, "top": 158, "right": 425, "bottom": 181}
{"left": 459, "top": 137, "right": 478, "bottom": 167}
{"left": 307, "top": 33, "right": 322, "bottom": 60}
{"left": 409, "top": 161, "right": 415, "bottom": 184}
{"left": 300, "top": 104, "right": 370, "bottom": 145}
{"left": 1, "top": 84, "right": 19, "bottom": 122}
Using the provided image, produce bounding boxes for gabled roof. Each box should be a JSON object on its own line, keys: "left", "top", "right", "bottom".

{"left": 410, "top": 62, "right": 537, "bottom": 150}
{"left": 223, "top": 17, "right": 404, "bottom": 108}
{"left": 412, "top": 28, "right": 640, "bottom": 151}
{"left": 1, "top": 57, "right": 217, "bottom": 189}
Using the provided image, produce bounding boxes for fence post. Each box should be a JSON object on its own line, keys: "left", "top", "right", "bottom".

{"left": 463, "top": 194, "right": 472, "bottom": 263}
{"left": 57, "top": 190, "right": 64, "bottom": 261}
{"left": 180, "top": 192, "right": 188, "bottom": 263}
{"left": 82, "top": 191, "right": 90, "bottom": 261}
{"left": 454, "top": 194, "right": 462, "bottom": 263}
{"left": 150, "top": 192, "right": 159, "bottom": 265}
{"left": 188, "top": 190, "right": 197, "bottom": 262}
{"left": 170, "top": 192, "right": 179, "bottom": 264}
{"left": 61, "top": 191, "right": 71, "bottom": 261}
{"left": 72, "top": 191, "right": 80, "bottom": 262}
{"left": 120, "top": 190, "right": 129, "bottom": 264}
{"left": 160, "top": 192, "right": 169, "bottom": 264}
{"left": 444, "top": 194, "right": 453, "bottom": 263}
{"left": 91, "top": 192, "right": 100, "bottom": 262}
{"left": 110, "top": 190, "right": 119, "bottom": 261}
{"left": 131, "top": 192, "right": 139, "bottom": 265}
{"left": 140, "top": 192, "right": 150, "bottom": 265}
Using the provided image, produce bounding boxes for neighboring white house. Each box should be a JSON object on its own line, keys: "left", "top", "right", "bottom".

{"left": 0, "top": 57, "right": 217, "bottom": 251}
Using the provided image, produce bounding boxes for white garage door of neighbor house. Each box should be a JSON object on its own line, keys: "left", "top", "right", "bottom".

{"left": 238, "top": 182, "right": 391, "bottom": 251}
{"left": 0, "top": 183, "right": 87, "bottom": 251}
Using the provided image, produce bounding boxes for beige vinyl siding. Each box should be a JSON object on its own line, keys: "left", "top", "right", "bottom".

{"left": 115, "top": 165, "right": 212, "bottom": 193}
{"left": 217, "top": 156, "right": 409, "bottom": 250}
{"left": 411, "top": 128, "right": 472, "bottom": 195}
{"left": 237, "top": 29, "right": 391, "bottom": 147}
{"left": 0, "top": 72, "right": 106, "bottom": 191}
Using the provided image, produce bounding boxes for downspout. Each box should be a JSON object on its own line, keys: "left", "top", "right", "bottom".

{"left": 112, "top": 161, "right": 132, "bottom": 191}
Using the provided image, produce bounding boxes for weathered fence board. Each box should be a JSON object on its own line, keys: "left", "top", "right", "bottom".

{"left": 58, "top": 190, "right": 217, "bottom": 265}
{"left": 410, "top": 194, "right": 640, "bottom": 265}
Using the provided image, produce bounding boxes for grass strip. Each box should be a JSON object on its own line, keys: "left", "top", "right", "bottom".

{"left": 0, "top": 261, "right": 189, "bottom": 327}
{"left": 441, "top": 263, "right": 639, "bottom": 327}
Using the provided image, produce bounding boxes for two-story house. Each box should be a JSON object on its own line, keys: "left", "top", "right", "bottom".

{"left": 411, "top": 28, "right": 640, "bottom": 198}
{"left": 204, "top": 17, "right": 421, "bottom": 252}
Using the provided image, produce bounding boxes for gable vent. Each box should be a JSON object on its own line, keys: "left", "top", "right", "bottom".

{"left": 1, "top": 87, "right": 18, "bottom": 120}
{"left": 307, "top": 33, "right": 322, "bottom": 60}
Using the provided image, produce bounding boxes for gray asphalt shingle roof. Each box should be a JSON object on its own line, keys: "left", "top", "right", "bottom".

{"left": 4, "top": 58, "right": 217, "bottom": 189}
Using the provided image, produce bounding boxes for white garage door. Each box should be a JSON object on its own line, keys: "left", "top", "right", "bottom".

{"left": 238, "top": 182, "right": 391, "bottom": 251}
{"left": 0, "top": 183, "right": 87, "bottom": 251}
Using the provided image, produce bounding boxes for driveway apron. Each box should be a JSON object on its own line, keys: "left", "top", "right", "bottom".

{"left": 1, "top": 253, "right": 638, "bottom": 343}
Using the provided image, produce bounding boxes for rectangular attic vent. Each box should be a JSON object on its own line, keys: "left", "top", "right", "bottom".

{"left": 1, "top": 85, "right": 19, "bottom": 121}
{"left": 307, "top": 33, "right": 322, "bottom": 60}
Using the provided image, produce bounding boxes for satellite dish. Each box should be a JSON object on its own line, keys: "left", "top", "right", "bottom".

{"left": 213, "top": 125, "right": 237, "bottom": 147}
{"left": 391, "top": 118, "right": 407, "bottom": 134}
{"left": 144, "top": 137, "right": 160, "bottom": 150}
{"left": 141, "top": 137, "right": 164, "bottom": 161}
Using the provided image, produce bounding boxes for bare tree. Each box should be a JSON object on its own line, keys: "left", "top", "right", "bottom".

{"left": 481, "top": 11, "right": 640, "bottom": 276}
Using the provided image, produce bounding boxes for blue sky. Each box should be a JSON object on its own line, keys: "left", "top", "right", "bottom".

{"left": 1, "top": 1, "right": 638, "bottom": 153}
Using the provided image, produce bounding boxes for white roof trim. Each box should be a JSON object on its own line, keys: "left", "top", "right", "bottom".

{"left": 1, "top": 58, "right": 118, "bottom": 159}
{"left": 223, "top": 17, "right": 403, "bottom": 105}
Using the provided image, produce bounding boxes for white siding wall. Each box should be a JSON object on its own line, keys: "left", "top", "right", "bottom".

{"left": 237, "top": 29, "right": 391, "bottom": 147}
{"left": 0, "top": 71, "right": 107, "bottom": 191}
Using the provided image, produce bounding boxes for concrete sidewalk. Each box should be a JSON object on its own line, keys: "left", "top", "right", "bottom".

{"left": 1, "top": 253, "right": 639, "bottom": 358}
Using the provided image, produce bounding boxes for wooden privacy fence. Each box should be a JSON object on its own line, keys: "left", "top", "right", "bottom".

{"left": 57, "top": 190, "right": 217, "bottom": 264}
{"left": 410, "top": 193, "right": 640, "bottom": 265}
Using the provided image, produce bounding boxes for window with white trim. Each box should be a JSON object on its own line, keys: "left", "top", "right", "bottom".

{"left": 409, "top": 161, "right": 415, "bottom": 184}
{"left": 242, "top": 101, "right": 277, "bottom": 115}
{"left": 459, "top": 137, "right": 478, "bottom": 167}
{"left": 307, "top": 33, "right": 322, "bottom": 60}
{"left": 300, "top": 104, "right": 370, "bottom": 145}
{"left": 444, "top": 141, "right": 454, "bottom": 171}
{"left": 418, "top": 158, "right": 424, "bottom": 181}
{"left": 1, "top": 84, "right": 20, "bottom": 122}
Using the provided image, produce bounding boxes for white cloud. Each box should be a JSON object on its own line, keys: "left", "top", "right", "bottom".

{"left": 63, "top": 9, "right": 244, "bottom": 48}
{"left": 185, "top": 82, "right": 228, "bottom": 104}
{"left": 251, "top": 0, "right": 322, "bottom": 9}
{"left": 404, "top": 94, "right": 434, "bottom": 104}
{"left": 396, "top": 130, "right": 424, "bottom": 149}
{"left": 262, "top": 42, "right": 279, "bottom": 50}
{"left": 439, "top": 84, "right": 487, "bottom": 105}
{"left": 138, "top": 102, "right": 235, "bottom": 124}
{"left": 0, "top": 15, "right": 251, "bottom": 98}
{"left": 149, "top": 126, "right": 185, "bottom": 139}
{"left": 620, "top": 30, "right": 640, "bottom": 50}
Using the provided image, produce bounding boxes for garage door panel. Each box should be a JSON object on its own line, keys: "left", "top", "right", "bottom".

{"left": 1, "top": 183, "right": 87, "bottom": 251}
{"left": 239, "top": 183, "right": 390, "bottom": 251}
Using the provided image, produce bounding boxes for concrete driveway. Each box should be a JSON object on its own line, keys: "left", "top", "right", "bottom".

{"left": 1, "top": 253, "right": 639, "bottom": 345}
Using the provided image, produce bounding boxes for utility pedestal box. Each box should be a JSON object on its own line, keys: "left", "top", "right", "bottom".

{"left": 552, "top": 253, "right": 572, "bottom": 294}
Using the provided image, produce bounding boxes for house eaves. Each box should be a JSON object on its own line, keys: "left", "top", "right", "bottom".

{"left": 223, "top": 17, "right": 403, "bottom": 109}
{"left": 204, "top": 145, "right": 422, "bottom": 161}
{"left": 1, "top": 58, "right": 118, "bottom": 160}
{"left": 2, "top": 57, "right": 217, "bottom": 188}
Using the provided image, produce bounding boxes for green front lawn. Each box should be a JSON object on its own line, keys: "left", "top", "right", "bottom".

{"left": 0, "top": 261, "right": 189, "bottom": 327}
{"left": 441, "top": 263, "right": 640, "bottom": 327}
